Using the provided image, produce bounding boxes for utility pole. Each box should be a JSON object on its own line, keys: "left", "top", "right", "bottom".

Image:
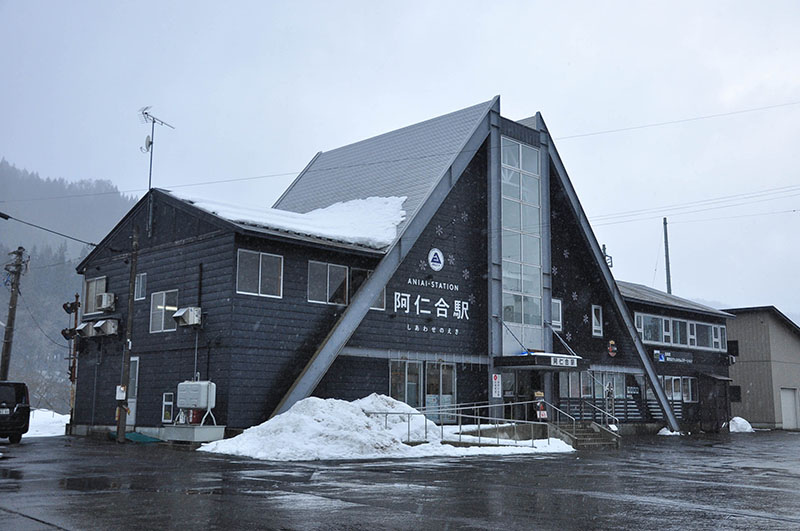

{"left": 116, "top": 227, "right": 138, "bottom": 442}
{"left": 663, "top": 217, "right": 672, "bottom": 294}
{"left": 1, "top": 247, "right": 25, "bottom": 381}
{"left": 62, "top": 294, "right": 81, "bottom": 433}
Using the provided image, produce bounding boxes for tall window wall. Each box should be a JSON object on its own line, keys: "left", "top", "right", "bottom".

{"left": 501, "top": 137, "right": 543, "bottom": 354}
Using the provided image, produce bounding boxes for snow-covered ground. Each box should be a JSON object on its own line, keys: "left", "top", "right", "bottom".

{"left": 199, "top": 394, "right": 574, "bottom": 461}
{"left": 26, "top": 409, "right": 69, "bottom": 437}
{"left": 657, "top": 427, "right": 681, "bottom": 436}
{"left": 729, "top": 416, "right": 755, "bottom": 433}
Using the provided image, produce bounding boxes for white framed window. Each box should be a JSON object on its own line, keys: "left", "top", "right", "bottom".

{"left": 389, "top": 360, "right": 422, "bottom": 409}
{"left": 682, "top": 377, "right": 698, "bottom": 403}
{"left": 672, "top": 319, "right": 688, "bottom": 345}
{"left": 712, "top": 326, "right": 721, "bottom": 349}
{"left": 134, "top": 273, "right": 147, "bottom": 301}
{"left": 83, "top": 276, "right": 106, "bottom": 315}
{"left": 591, "top": 305, "right": 603, "bottom": 337}
{"left": 688, "top": 322, "right": 697, "bottom": 346}
{"left": 150, "top": 290, "right": 178, "bottom": 333}
{"left": 236, "top": 249, "right": 283, "bottom": 298}
{"left": 663, "top": 318, "right": 671, "bottom": 343}
{"left": 308, "top": 261, "right": 348, "bottom": 305}
{"left": 635, "top": 313, "right": 727, "bottom": 352}
{"left": 350, "top": 268, "right": 385, "bottom": 311}
{"left": 162, "top": 392, "right": 174, "bottom": 423}
{"left": 551, "top": 298, "right": 563, "bottom": 331}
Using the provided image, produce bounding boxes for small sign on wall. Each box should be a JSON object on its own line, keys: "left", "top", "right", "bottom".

{"left": 115, "top": 385, "right": 127, "bottom": 400}
{"left": 492, "top": 373, "right": 502, "bottom": 398}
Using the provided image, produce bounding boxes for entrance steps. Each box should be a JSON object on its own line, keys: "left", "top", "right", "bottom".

{"left": 550, "top": 421, "right": 620, "bottom": 450}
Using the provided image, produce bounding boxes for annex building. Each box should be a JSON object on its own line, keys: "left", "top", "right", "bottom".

{"left": 71, "top": 97, "right": 733, "bottom": 438}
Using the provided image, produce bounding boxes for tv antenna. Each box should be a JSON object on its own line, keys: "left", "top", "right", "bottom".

{"left": 138, "top": 106, "right": 175, "bottom": 190}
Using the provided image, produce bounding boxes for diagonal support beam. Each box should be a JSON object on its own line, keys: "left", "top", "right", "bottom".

{"left": 272, "top": 98, "right": 500, "bottom": 417}
{"left": 544, "top": 126, "right": 681, "bottom": 433}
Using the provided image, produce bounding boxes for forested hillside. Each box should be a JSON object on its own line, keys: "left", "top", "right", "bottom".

{"left": 0, "top": 160, "right": 137, "bottom": 412}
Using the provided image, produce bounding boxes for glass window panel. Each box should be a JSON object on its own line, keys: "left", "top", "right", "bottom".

{"left": 407, "top": 362, "right": 421, "bottom": 408}
{"left": 426, "top": 363, "right": 440, "bottom": 395}
{"left": 260, "top": 254, "right": 282, "bottom": 297}
{"left": 502, "top": 199, "right": 521, "bottom": 230}
{"left": 501, "top": 168, "right": 520, "bottom": 199}
{"left": 441, "top": 364, "right": 455, "bottom": 395}
{"left": 163, "top": 290, "right": 178, "bottom": 331}
{"left": 390, "top": 361, "right": 404, "bottom": 402}
{"left": 522, "top": 234, "right": 540, "bottom": 265}
{"left": 643, "top": 315, "right": 663, "bottom": 342}
{"left": 134, "top": 273, "right": 147, "bottom": 300}
{"left": 237, "top": 250, "right": 260, "bottom": 294}
{"left": 520, "top": 174, "right": 539, "bottom": 205}
{"left": 502, "top": 261, "right": 522, "bottom": 292}
{"left": 580, "top": 372, "right": 593, "bottom": 398}
{"left": 695, "top": 323, "right": 712, "bottom": 348}
{"left": 502, "top": 231, "right": 521, "bottom": 261}
{"left": 523, "top": 296, "right": 542, "bottom": 326}
{"left": 501, "top": 138, "right": 520, "bottom": 168}
{"left": 503, "top": 292, "right": 523, "bottom": 323}
{"left": 521, "top": 204, "right": 540, "bottom": 234}
{"left": 614, "top": 374, "right": 626, "bottom": 398}
{"left": 128, "top": 359, "right": 138, "bottom": 399}
{"left": 570, "top": 372, "right": 580, "bottom": 398}
{"left": 551, "top": 299, "right": 562, "bottom": 331}
{"left": 502, "top": 324, "right": 524, "bottom": 355}
{"left": 520, "top": 145, "right": 539, "bottom": 175}
{"left": 592, "top": 305, "right": 603, "bottom": 336}
{"left": 594, "top": 373, "right": 604, "bottom": 398}
{"left": 349, "top": 268, "right": 369, "bottom": 301}
{"left": 307, "top": 262, "right": 328, "bottom": 302}
{"left": 673, "top": 320, "right": 688, "bottom": 345}
{"left": 522, "top": 265, "right": 541, "bottom": 295}
{"left": 720, "top": 326, "right": 727, "bottom": 350}
{"left": 522, "top": 325, "right": 543, "bottom": 351}
{"left": 150, "top": 292, "right": 163, "bottom": 332}
{"left": 328, "top": 264, "right": 348, "bottom": 305}
{"left": 560, "top": 374, "right": 569, "bottom": 397}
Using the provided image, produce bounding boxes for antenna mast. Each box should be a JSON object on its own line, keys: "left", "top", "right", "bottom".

{"left": 138, "top": 107, "right": 175, "bottom": 237}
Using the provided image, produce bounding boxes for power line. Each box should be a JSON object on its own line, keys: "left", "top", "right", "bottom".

{"left": 0, "top": 211, "right": 97, "bottom": 247}
{"left": 17, "top": 291, "right": 69, "bottom": 350}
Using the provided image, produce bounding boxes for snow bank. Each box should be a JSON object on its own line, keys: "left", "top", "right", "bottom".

{"left": 26, "top": 409, "right": 69, "bottom": 437}
{"left": 199, "top": 394, "right": 574, "bottom": 461}
{"left": 176, "top": 194, "right": 407, "bottom": 250}
{"left": 657, "top": 427, "right": 681, "bottom": 436}
{"left": 729, "top": 416, "right": 755, "bottom": 433}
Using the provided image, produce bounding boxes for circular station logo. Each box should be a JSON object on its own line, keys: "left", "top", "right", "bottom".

{"left": 428, "top": 248, "right": 444, "bottom": 272}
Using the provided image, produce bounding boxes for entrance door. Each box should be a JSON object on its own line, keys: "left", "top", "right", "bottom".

{"left": 126, "top": 357, "right": 140, "bottom": 427}
{"left": 780, "top": 388, "right": 798, "bottom": 430}
{"left": 425, "top": 363, "right": 456, "bottom": 423}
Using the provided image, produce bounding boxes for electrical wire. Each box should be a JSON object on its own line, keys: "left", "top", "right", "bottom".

{"left": 0, "top": 212, "right": 97, "bottom": 247}
{"left": 17, "top": 291, "right": 70, "bottom": 350}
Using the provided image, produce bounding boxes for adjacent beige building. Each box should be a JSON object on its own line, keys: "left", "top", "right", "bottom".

{"left": 726, "top": 307, "right": 800, "bottom": 430}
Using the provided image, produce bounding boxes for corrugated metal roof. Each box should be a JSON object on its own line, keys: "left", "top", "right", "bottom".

{"left": 617, "top": 280, "right": 733, "bottom": 318}
{"left": 273, "top": 99, "right": 497, "bottom": 234}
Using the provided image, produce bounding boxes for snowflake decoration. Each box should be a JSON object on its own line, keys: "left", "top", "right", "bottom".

{"left": 551, "top": 266, "right": 558, "bottom": 276}
{"left": 566, "top": 332, "right": 572, "bottom": 342}
{"left": 418, "top": 259, "right": 428, "bottom": 271}
{"left": 563, "top": 249, "right": 570, "bottom": 259}
{"left": 462, "top": 268, "right": 470, "bottom": 280}
{"left": 447, "top": 253, "right": 456, "bottom": 266}
{"left": 468, "top": 293, "right": 476, "bottom": 305}
{"left": 461, "top": 211, "right": 469, "bottom": 223}
{"left": 435, "top": 225, "right": 444, "bottom": 237}
{"left": 583, "top": 314, "right": 589, "bottom": 325}
{"left": 571, "top": 291, "right": 578, "bottom": 302}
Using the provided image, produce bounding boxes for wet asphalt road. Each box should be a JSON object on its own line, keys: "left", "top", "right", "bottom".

{"left": 1, "top": 431, "right": 799, "bottom": 530}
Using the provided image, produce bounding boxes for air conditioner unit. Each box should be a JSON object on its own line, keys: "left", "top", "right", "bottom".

{"left": 96, "top": 292, "right": 115, "bottom": 311}
{"left": 173, "top": 307, "right": 202, "bottom": 326}
{"left": 93, "top": 319, "right": 119, "bottom": 336}
{"left": 75, "top": 322, "right": 96, "bottom": 338}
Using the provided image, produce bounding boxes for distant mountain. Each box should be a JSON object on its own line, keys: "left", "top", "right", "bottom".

{"left": 0, "top": 159, "right": 138, "bottom": 413}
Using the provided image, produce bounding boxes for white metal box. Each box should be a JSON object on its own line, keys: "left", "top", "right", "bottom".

{"left": 76, "top": 322, "right": 96, "bottom": 337}
{"left": 176, "top": 381, "right": 216, "bottom": 409}
{"left": 96, "top": 292, "right": 115, "bottom": 311}
{"left": 93, "top": 319, "right": 118, "bottom": 336}
{"left": 173, "top": 306, "right": 202, "bottom": 326}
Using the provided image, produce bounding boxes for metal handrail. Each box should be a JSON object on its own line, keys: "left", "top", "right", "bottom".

{"left": 581, "top": 399, "right": 620, "bottom": 426}
{"left": 417, "top": 400, "right": 489, "bottom": 412}
{"left": 536, "top": 399, "right": 576, "bottom": 436}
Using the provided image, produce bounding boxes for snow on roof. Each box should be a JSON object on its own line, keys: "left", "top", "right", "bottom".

{"left": 171, "top": 192, "right": 407, "bottom": 250}
{"left": 198, "top": 394, "right": 573, "bottom": 461}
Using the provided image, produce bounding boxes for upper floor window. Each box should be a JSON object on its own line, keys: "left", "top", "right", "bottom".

{"left": 592, "top": 305, "right": 603, "bottom": 337}
{"left": 134, "top": 273, "right": 147, "bottom": 301}
{"left": 635, "top": 312, "right": 727, "bottom": 352}
{"left": 551, "top": 299, "right": 562, "bottom": 332}
{"left": 150, "top": 290, "right": 178, "bottom": 333}
{"left": 308, "top": 261, "right": 348, "bottom": 305}
{"left": 349, "top": 267, "right": 385, "bottom": 311}
{"left": 237, "top": 249, "right": 283, "bottom": 298}
{"left": 83, "top": 276, "right": 106, "bottom": 315}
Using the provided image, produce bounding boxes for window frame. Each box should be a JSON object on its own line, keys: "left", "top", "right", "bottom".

{"left": 162, "top": 392, "right": 175, "bottom": 423}
{"left": 634, "top": 313, "right": 728, "bottom": 352}
{"left": 307, "top": 261, "right": 349, "bottom": 306}
{"left": 83, "top": 276, "right": 107, "bottom": 316}
{"left": 551, "top": 298, "right": 563, "bottom": 332}
{"left": 236, "top": 249, "right": 283, "bottom": 299}
{"left": 591, "top": 305, "right": 603, "bottom": 337}
{"left": 150, "top": 289, "right": 178, "bottom": 333}
{"left": 349, "top": 267, "right": 386, "bottom": 311}
{"left": 134, "top": 273, "right": 147, "bottom": 301}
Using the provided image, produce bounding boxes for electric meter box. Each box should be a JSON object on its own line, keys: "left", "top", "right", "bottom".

{"left": 176, "top": 381, "right": 216, "bottom": 409}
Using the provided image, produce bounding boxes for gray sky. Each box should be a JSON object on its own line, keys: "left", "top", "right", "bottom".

{"left": 1, "top": 1, "right": 799, "bottom": 323}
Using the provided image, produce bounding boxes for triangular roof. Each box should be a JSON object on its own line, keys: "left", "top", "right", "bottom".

{"left": 618, "top": 280, "right": 733, "bottom": 318}
{"left": 725, "top": 306, "right": 800, "bottom": 338}
{"left": 273, "top": 99, "right": 497, "bottom": 234}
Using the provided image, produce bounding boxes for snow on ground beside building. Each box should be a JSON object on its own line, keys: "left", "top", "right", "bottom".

{"left": 657, "top": 427, "right": 681, "bottom": 436}
{"left": 26, "top": 409, "right": 69, "bottom": 437}
{"left": 729, "top": 417, "right": 755, "bottom": 433}
{"left": 176, "top": 194, "right": 407, "bottom": 250}
{"left": 198, "top": 394, "right": 574, "bottom": 461}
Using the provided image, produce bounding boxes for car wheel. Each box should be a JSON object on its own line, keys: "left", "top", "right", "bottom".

{"left": 8, "top": 434, "right": 21, "bottom": 444}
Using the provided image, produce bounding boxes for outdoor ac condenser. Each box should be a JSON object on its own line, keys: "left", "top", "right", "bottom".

{"left": 75, "top": 322, "right": 96, "bottom": 337}
{"left": 93, "top": 319, "right": 119, "bottom": 336}
{"left": 96, "top": 292, "right": 115, "bottom": 311}
{"left": 173, "top": 307, "right": 202, "bottom": 326}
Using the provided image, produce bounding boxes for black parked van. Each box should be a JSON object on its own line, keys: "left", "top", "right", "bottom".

{"left": 0, "top": 382, "right": 30, "bottom": 443}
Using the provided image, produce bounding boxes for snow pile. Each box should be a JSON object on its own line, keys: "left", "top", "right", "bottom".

{"left": 657, "top": 427, "right": 681, "bottom": 436}
{"left": 176, "top": 194, "right": 407, "bottom": 250}
{"left": 26, "top": 409, "right": 69, "bottom": 437}
{"left": 199, "top": 394, "right": 574, "bottom": 461}
{"left": 729, "top": 416, "right": 755, "bottom": 433}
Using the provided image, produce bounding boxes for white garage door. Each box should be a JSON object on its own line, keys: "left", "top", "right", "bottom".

{"left": 780, "top": 388, "right": 798, "bottom": 430}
